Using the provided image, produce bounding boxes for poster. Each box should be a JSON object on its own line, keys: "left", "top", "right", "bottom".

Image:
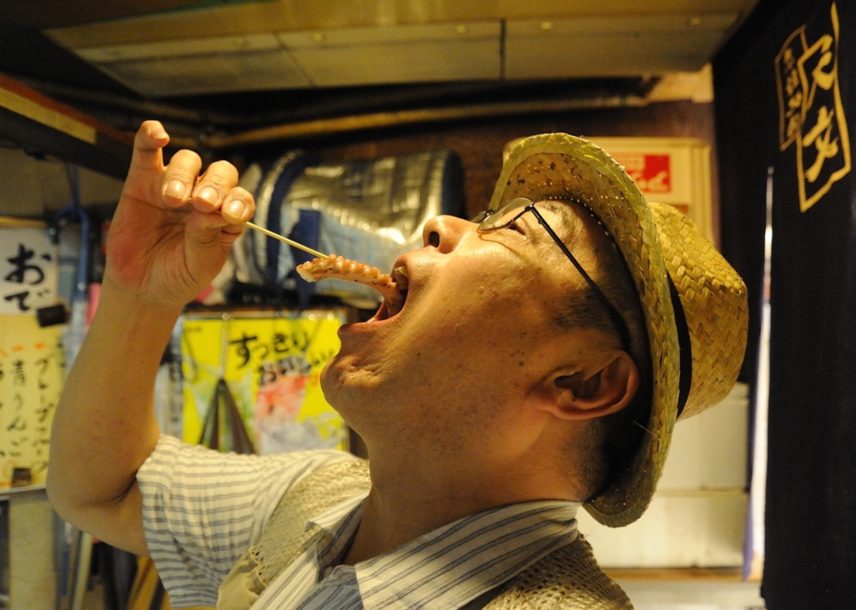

{"left": 180, "top": 310, "right": 348, "bottom": 454}
{"left": 0, "top": 227, "right": 58, "bottom": 315}
{"left": 591, "top": 137, "right": 714, "bottom": 242}
{"left": 0, "top": 314, "right": 63, "bottom": 487}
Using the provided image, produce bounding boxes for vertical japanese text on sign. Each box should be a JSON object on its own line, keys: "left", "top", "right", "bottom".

{"left": 775, "top": 2, "right": 851, "bottom": 212}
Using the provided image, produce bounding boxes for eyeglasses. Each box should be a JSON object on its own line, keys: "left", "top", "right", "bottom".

{"left": 473, "top": 197, "right": 631, "bottom": 350}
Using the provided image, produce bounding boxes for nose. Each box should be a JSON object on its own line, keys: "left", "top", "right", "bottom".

{"left": 422, "top": 215, "right": 475, "bottom": 252}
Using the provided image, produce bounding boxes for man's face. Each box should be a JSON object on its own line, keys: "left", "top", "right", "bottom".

{"left": 320, "top": 201, "right": 611, "bottom": 456}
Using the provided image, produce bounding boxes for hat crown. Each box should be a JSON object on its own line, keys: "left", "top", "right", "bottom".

{"left": 649, "top": 202, "right": 748, "bottom": 419}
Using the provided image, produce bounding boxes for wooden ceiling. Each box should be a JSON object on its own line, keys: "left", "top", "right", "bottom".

{"left": 32, "top": 0, "right": 758, "bottom": 96}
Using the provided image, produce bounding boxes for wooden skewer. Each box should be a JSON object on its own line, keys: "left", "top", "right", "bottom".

{"left": 245, "top": 221, "right": 327, "bottom": 259}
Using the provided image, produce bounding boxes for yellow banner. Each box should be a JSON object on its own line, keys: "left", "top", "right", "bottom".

{"left": 180, "top": 310, "right": 348, "bottom": 453}
{"left": 0, "top": 315, "right": 63, "bottom": 487}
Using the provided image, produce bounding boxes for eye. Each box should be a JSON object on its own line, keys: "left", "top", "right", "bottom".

{"left": 503, "top": 220, "right": 526, "bottom": 235}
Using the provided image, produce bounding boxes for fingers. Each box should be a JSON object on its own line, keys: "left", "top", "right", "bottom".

{"left": 220, "top": 186, "right": 255, "bottom": 224}
{"left": 161, "top": 149, "right": 202, "bottom": 206}
{"left": 160, "top": 153, "right": 254, "bottom": 224}
{"left": 133, "top": 116, "right": 254, "bottom": 229}
{"left": 183, "top": 186, "right": 253, "bottom": 245}
{"left": 191, "top": 160, "right": 239, "bottom": 214}
{"left": 131, "top": 120, "right": 169, "bottom": 171}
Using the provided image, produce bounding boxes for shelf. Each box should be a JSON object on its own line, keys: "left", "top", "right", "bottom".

{"left": 0, "top": 484, "right": 46, "bottom": 501}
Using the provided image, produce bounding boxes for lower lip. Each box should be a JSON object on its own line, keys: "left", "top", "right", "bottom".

{"left": 338, "top": 301, "right": 394, "bottom": 336}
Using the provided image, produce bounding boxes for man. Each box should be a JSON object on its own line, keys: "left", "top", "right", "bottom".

{"left": 48, "top": 121, "right": 747, "bottom": 609}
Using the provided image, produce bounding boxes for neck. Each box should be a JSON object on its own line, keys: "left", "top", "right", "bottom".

{"left": 343, "top": 442, "right": 576, "bottom": 565}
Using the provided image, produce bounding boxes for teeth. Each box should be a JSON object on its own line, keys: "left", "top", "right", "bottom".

{"left": 392, "top": 265, "right": 409, "bottom": 291}
{"left": 381, "top": 265, "right": 408, "bottom": 318}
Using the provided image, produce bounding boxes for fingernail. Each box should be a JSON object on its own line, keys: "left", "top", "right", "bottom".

{"left": 197, "top": 186, "right": 218, "bottom": 205}
{"left": 164, "top": 180, "right": 186, "bottom": 199}
{"left": 226, "top": 199, "right": 245, "bottom": 217}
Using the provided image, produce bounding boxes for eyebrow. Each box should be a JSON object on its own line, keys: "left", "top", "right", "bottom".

{"left": 538, "top": 199, "right": 573, "bottom": 221}
{"left": 535, "top": 200, "right": 581, "bottom": 244}
{"left": 544, "top": 197, "right": 618, "bottom": 249}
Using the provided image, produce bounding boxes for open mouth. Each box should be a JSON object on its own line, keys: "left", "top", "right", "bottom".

{"left": 295, "top": 254, "right": 409, "bottom": 320}
{"left": 380, "top": 265, "right": 409, "bottom": 319}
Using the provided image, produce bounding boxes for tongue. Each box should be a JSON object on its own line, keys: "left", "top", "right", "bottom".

{"left": 296, "top": 255, "right": 403, "bottom": 312}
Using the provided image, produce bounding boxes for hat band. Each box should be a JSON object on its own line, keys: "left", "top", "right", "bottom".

{"left": 667, "top": 274, "right": 693, "bottom": 418}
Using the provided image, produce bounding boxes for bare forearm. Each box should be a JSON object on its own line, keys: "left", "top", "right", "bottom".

{"left": 43, "top": 122, "right": 255, "bottom": 553}
{"left": 47, "top": 282, "right": 181, "bottom": 513}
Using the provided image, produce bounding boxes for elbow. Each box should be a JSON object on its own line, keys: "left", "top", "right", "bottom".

{"left": 45, "top": 468, "right": 61, "bottom": 510}
{"left": 45, "top": 469, "right": 76, "bottom": 525}
{"left": 45, "top": 467, "right": 101, "bottom": 529}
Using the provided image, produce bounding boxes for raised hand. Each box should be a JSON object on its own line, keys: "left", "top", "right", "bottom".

{"left": 106, "top": 120, "right": 254, "bottom": 309}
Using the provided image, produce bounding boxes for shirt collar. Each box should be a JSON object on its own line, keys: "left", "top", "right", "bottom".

{"left": 306, "top": 491, "right": 368, "bottom": 574}
{"left": 307, "top": 498, "right": 579, "bottom": 609}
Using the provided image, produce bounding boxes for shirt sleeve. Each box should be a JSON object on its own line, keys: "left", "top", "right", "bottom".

{"left": 137, "top": 435, "right": 352, "bottom": 607}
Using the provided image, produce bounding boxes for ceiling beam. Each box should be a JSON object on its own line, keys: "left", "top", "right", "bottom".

{"left": 0, "top": 75, "right": 133, "bottom": 179}
{"left": 0, "top": 1, "right": 200, "bottom": 29}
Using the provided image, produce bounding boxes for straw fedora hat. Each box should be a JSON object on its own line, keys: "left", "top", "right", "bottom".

{"left": 489, "top": 133, "right": 748, "bottom": 527}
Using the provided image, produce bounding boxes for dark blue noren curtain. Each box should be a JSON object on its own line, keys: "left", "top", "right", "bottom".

{"left": 715, "top": 1, "right": 856, "bottom": 608}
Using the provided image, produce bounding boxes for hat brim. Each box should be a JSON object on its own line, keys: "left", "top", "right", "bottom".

{"left": 488, "top": 133, "right": 680, "bottom": 526}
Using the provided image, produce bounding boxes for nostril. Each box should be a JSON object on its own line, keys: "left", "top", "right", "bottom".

{"left": 428, "top": 231, "right": 440, "bottom": 247}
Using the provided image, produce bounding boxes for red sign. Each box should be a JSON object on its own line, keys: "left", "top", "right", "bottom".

{"left": 613, "top": 153, "right": 672, "bottom": 194}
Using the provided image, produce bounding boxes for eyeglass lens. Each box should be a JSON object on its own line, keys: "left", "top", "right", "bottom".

{"left": 476, "top": 198, "right": 533, "bottom": 230}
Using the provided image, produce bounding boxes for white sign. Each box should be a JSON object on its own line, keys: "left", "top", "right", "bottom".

{"left": 1, "top": 228, "right": 58, "bottom": 315}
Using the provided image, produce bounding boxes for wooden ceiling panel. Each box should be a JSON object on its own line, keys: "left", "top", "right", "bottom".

{"left": 89, "top": 50, "right": 311, "bottom": 97}
{"left": 40, "top": 1, "right": 758, "bottom": 95}
{"left": 505, "top": 15, "right": 738, "bottom": 79}
{"left": 278, "top": 22, "right": 500, "bottom": 86}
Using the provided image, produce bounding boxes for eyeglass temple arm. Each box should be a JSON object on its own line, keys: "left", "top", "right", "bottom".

{"left": 530, "top": 207, "right": 632, "bottom": 350}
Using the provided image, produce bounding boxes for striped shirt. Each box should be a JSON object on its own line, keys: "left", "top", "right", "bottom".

{"left": 138, "top": 435, "right": 580, "bottom": 609}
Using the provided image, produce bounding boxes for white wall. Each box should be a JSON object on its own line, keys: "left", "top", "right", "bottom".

{"left": 0, "top": 148, "right": 122, "bottom": 218}
{"left": 578, "top": 383, "right": 750, "bottom": 568}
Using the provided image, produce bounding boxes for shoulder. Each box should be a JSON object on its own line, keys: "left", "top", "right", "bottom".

{"left": 487, "top": 535, "right": 633, "bottom": 610}
{"left": 141, "top": 434, "right": 354, "bottom": 478}
{"left": 139, "top": 435, "right": 359, "bottom": 535}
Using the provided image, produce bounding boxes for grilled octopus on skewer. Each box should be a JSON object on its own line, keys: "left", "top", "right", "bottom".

{"left": 296, "top": 255, "right": 408, "bottom": 316}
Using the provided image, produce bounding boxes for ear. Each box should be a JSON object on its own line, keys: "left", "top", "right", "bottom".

{"left": 539, "top": 352, "right": 639, "bottom": 421}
